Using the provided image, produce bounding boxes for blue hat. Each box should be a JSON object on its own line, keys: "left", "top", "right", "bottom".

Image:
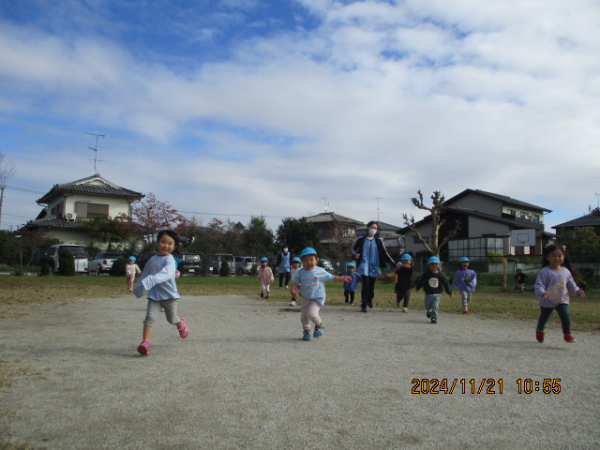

{"left": 459, "top": 257, "right": 469, "bottom": 262}
{"left": 292, "top": 257, "right": 301, "bottom": 263}
{"left": 128, "top": 256, "right": 136, "bottom": 261}
{"left": 428, "top": 256, "right": 441, "bottom": 265}
{"left": 516, "top": 266, "right": 523, "bottom": 270}
{"left": 400, "top": 254, "right": 412, "bottom": 261}
{"left": 260, "top": 257, "right": 268, "bottom": 262}
{"left": 346, "top": 262, "right": 356, "bottom": 268}
{"left": 300, "top": 247, "right": 317, "bottom": 258}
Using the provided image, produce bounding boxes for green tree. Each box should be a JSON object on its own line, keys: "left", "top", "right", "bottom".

{"left": 557, "top": 227, "right": 600, "bottom": 264}
{"left": 276, "top": 217, "right": 320, "bottom": 255}
{"left": 242, "top": 216, "right": 275, "bottom": 257}
{"left": 80, "top": 214, "right": 137, "bottom": 250}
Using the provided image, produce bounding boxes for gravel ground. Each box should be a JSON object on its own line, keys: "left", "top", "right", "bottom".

{"left": 1, "top": 295, "right": 599, "bottom": 450}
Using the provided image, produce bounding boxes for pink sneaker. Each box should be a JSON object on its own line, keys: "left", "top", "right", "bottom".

{"left": 462, "top": 307, "right": 468, "bottom": 314}
{"left": 137, "top": 340, "right": 150, "bottom": 355}
{"left": 563, "top": 334, "right": 576, "bottom": 343}
{"left": 178, "top": 317, "right": 189, "bottom": 339}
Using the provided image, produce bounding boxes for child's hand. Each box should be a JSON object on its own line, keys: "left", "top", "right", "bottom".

{"left": 575, "top": 289, "right": 585, "bottom": 297}
{"left": 343, "top": 276, "right": 352, "bottom": 283}
{"left": 541, "top": 292, "right": 550, "bottom": 299}
{"left": 175, "top": 270, "right": 181, "bottom": 279}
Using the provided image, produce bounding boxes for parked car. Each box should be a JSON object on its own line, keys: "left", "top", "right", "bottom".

{"left": 234, "top": 256, "right": 257, "bottom": 276}
{"left": 88, "top": 252, "right": 125, "bottom": 276}
{"left": 204, "top": 254, "right": 236, "bottom": 276}
{"left": 137, "top": 251, "right": 157, "bottom": 270}
{"left": 178, "top": 253, "right": 202, "bottom": 276}
{"left": 47, "top": 244, "right": 89, "bottom": 274}
{"left": 318, "top": 258, "right": 335, "bottom": 273}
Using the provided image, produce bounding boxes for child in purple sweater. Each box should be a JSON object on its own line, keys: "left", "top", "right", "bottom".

{"left": 533, "top": 244, "right": 585, "bottom": 343}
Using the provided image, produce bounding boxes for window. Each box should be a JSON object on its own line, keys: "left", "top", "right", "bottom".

{"left": 50, "top": 202, "right": 64, "bottom": 217}
{"left": 505, "top": 209, "right": 516, "bottom": 216}
{"left": 75, "top": 202, "right": 109, "bottom": 219}
{"left": 532, "top": 214, "right": 540, "bottom": 224}
{"left": 448, "top": 237, "right": 505, "bottom": 261}
{"left": 520, "top": 212, "right": 531, "bottom": 221}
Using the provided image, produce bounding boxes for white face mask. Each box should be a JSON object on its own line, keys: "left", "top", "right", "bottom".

{"left": 367, "top": 228, "right": 377, "bottom": 237}
{"left": 283, "top": 248, "right": 288, "bottom": 253}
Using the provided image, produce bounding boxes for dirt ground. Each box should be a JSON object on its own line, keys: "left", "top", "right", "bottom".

{"left": 1, "top": 295, "right": 599, "bottom": 450}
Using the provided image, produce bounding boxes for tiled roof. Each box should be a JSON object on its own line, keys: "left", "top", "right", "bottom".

{"left": 305, "top": 212, "right": 364, "bottom": 225}
{"left": 37, "top": 174, "right": 143, "bottom": 204}
{"left": 552, "top": 213, "right": 600, "bottom": 229}
{"left": 446, "top": 189, "right": 551, "bottom": 213}
{"left": 24, "top": 217, "right": 85, "bottom": 230}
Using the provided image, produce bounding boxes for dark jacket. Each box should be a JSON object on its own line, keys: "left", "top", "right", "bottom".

{"left": 415, "top": 270, "right": 452, "bottom": 295}
{"left": 351, "top": 236, "right": 396, "bottom": 269}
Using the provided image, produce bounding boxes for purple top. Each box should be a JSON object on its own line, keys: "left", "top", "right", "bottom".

{"left": 534, "top": 266, "right": 580, "bottom": 307}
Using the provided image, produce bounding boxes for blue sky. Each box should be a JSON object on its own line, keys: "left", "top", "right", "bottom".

{"left": 1, "top": 0, "right": 599, "bottom": 233}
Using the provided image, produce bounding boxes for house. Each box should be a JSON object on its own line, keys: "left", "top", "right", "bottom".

{"left": 23, "top": 174, "right": 144, "bottom": 246}
{"left": 400, "top": 189, "right": 554, "bottom": 261}
{"left": 552, "top": 210, "right": 600, "bottom": 236}
{"left": 305, "top": 212, "right": 364, "bottom": 244}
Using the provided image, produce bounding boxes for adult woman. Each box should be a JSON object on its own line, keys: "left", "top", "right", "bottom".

{"left": 351, "top": 221, "right": 397, "bottom": 312}
{"left": 276, "top": 245, "right": 292, "bottom": 289}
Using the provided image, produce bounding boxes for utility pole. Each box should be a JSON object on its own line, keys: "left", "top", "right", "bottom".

{"left": 376, "top": 197, "right": 382, "bottom": 222}
{"left": 84, "top": 132, "right": 105, "bottom": 174}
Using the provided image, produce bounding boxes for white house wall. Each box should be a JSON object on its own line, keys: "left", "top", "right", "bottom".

{"left": 55, "top": 194, "right": 132, "bottom": 220}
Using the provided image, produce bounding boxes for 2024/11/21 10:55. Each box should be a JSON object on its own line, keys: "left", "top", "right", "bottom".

{"left": 411, "top": 378, "right": 563, "bottom": 395}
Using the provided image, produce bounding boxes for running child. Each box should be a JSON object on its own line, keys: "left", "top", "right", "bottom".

{"left": 125, "top": 256, "right": 141, "bottom": 292}
{"left": 451, "top": 257, "right": 477, "bottom": 313}
{"left": 257, "top": 257, "right": 274, "bottom": 299}
{"left": 394, "top": 254, "right": 413, "bottom": 312}
{"left": 415, "top": 256, "right": 452, "bottom": 324}
{"left": 533, "top": 244, "right": 585, "bottom": 343}
{"left": 292, "top": 247, "right": 351, "bottom": 341}
{"left": 133, "top": 230, "right": 189, "bottom": 355}
{"left": 341, "top": 262, "right": 361, "bottom": 305}
{"left": 289, "top": 257, "right": 302, "bottom": 306}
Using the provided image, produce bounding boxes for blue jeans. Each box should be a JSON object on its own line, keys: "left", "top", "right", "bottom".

{"left": 424, "top": 294, "right": 441, "bottom": 321}
{"left": 537, "top": 303, "right": 571, "bottom": 334}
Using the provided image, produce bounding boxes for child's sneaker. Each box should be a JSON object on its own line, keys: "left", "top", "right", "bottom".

{"left": 402, "top": 307, "right": 408, "bottom": 313}
{"left": 260, "top": 291, "right": 264, "bottom": 298}
{"left": 302, "top": 330, "right": 311, "bottom": 341}
{"left": 462, "top": 307, "right": 468, "bottom": 314}
{"left": 177, "top": 317, "right": 189, "bottom": 339}
{"left": 426, "top": 310, "right": 432, "bottom": 318}
{"left": 536, "top": 329, "right": 545, "bottom": 343}
{"left": 290, "top": 301, "right": 296, "bottom": 306}
{"left": 431, "top": 318, "right": 437, "bottom": 324}
{"left": 313, "top": 323, "right": 324, "bottom": 338}
{"left": 266, "top": 294, "right": 271, "bottom": 299}
{"left": 137, "top": 340, "right": 150, "bottom": 355}
{"left": 563, "top": 333, "right": 576, "bottom": 343}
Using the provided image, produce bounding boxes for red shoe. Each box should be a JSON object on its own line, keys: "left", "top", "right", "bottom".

{"left": 564, "top": 334, "right": 576, "bottom": 343}
{"left": 462, "top": 307, "right": 468, "bottom": 314}
{"left": 536, "top": 330, "right": 545, "bottom": 343}
{"left": 178, "top": 317, "right": 189, "bottom": 339}
{"left": 137, "top": 340, "right": 150, "bottom": 355}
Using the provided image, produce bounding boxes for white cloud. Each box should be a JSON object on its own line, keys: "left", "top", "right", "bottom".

{"left": 1, "top": 0, "right": 599, "bottom": 234}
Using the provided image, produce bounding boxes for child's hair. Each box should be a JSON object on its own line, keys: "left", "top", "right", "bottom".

{"left": 541, "top": 243, "right": 574, "bottom": 272}
{"left": 156, "top": 229, "right": 181, "bottom": 257}
{"left": 366, "top": 220, "right": 379, "bottom": 229}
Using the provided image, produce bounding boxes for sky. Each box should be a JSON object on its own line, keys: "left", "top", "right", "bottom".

{"left": 1, "top": 0, "right": 599, "bottom": 234}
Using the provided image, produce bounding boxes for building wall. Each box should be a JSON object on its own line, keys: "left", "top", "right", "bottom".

{"left": 449, "top": 195, "right": 503, "bottom": 216}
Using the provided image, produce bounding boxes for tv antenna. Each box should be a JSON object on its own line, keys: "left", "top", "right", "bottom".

{"left": 321, "top": 197, "right": 330, "bottom": 212}
{"left": 84, "top": 132, "right": 105, "bottom": 174}
{"left": 376, "top": 197, "right": 382, "bottom": 221}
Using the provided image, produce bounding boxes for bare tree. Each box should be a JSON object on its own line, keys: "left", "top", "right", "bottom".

{"left": 0, "top": 152, "right": 17, "bottom": 229}
{"left": 402, "top": 190, "right": 461, "bottom": 256}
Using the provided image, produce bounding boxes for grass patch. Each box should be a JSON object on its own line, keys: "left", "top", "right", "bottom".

{"left": 0, "top": 274, "right": 598, "bottom": 332}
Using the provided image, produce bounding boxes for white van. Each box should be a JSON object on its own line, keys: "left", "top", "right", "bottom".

{"left": 47, "top": 244, "right": 89, "bottom": 274}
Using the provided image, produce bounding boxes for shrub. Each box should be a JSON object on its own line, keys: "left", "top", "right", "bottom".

{"left": 58, "top": 249, "right": 75, "bottom": 276}
{"left": 39, "top": 256, "right": 55, "bottom": 276}
{"left": 219, "top": 261, "right": 230, "bottom": 277}
{"left": 110, "top": 257, "right": 128, "bottom": 277}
